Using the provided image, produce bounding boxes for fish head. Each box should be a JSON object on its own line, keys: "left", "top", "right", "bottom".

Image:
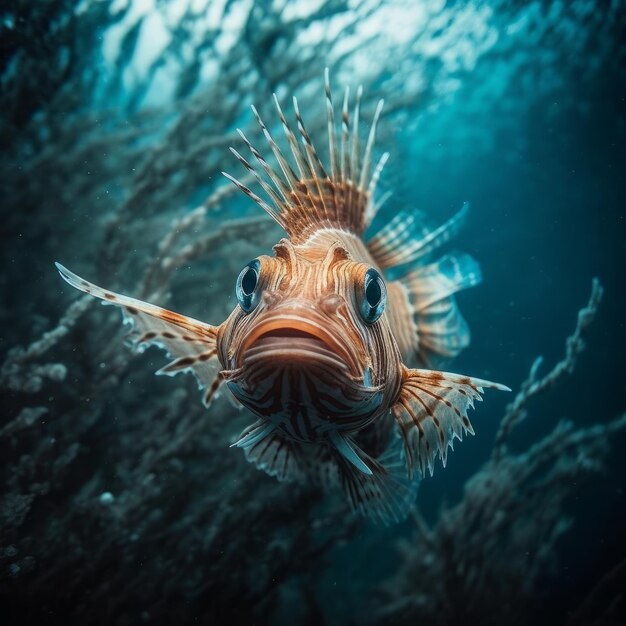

{"left": 217, "top": 239, "right": 401, "bottom": 436}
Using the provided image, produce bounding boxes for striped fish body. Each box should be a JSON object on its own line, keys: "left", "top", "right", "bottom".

{"left": 217, "top": 233, "right": 401, "bottom": 445}
{"left": 56, "top": 71, "right": 508, "bottom": 523}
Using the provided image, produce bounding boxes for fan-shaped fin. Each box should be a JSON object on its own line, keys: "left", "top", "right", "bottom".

{"left": 400, "top": 253, "right": 481, "bottom": 367}
{"left": 55, "top": 263, "right": 223, "bottom": 407}
{"left": 392, "top": 367, "right": 510, "bottom": 479}
{"left": 367, "top": 202, "right": 469, "bottom": 271}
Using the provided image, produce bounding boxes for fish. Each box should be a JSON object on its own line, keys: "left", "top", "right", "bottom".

{"left": 56, "top": 70, "right": 509, "bottom": 523}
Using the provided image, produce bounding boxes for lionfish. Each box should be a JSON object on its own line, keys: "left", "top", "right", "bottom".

{"left": 56, "top": 71, "right": 508, "bottom": 523}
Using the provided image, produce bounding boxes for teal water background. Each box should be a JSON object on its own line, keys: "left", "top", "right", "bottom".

{"left": 1, "top": 1, "right": 625, "bottom": 624}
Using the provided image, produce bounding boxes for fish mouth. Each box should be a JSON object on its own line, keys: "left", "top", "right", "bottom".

{"left": 236, "top": 315, "right": 363, "bottom": 379}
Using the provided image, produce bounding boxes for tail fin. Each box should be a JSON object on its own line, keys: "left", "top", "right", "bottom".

{"left": 223, "top": 69, "right": 389, "bottom": 243}
{"left": 398, "top": 253, "right": 481, "bottom": 368}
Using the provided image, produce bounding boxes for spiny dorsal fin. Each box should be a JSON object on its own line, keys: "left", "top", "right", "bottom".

{"left": 55, "top": 263, "right": 224, "bottom": 407}
{"left": 223, "top": 69, "right": 389, "bottom": 244}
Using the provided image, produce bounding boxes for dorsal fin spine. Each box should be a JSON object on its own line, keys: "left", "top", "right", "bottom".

{"left": 293, "top": 96, "right": 331, "bottom": 224}
{"left": 293, "top": 96, "right": 327, "bottom": 179}
{"left": 236, "top": 128, "right": 289, "bottom": 202}
{"left": 249, "top": 102, "right": 312, "bottom": 234}
{"left": 220, "top": 171, "right": 278, "bottom": 223}
{"left": 359, "top": 98, "right": 384, "bottom": 191}
{"left": 341, "top": 86, "right": 350, "bottom": 183}
{"left": 228, "top": 146, "right": 284, "bottom": 212}
{"left": 250, "top": 104, "right": 299, "bottom": 193}
{"left": 351, "top": 85, "right": 363, "bottom": 184}
{"left": 273, "top": 94, "right": 312, "bottom": 182}
{"left": 325, "top": 67, "right": 340, "bottom": 180}
{"left": 341, "top": 85, "right": 356, "bottom": 229}
{"left": 273, "top": 94, "right": 324, "bottom": 230}
{"left": 366, "top": 151, "right": 390, "bottom": 225}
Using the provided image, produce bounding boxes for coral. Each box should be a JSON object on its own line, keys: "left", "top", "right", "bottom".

{"left": 1, "top": 297, "right": 89, "bottom": 393}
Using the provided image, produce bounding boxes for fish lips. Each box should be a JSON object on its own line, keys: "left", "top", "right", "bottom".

{"left": 233, "top": 311, "right": 366, "bottom": 382}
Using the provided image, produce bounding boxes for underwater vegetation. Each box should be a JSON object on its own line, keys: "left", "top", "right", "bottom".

{"left": 1, "top": 0, "right": 625, "bottom": 624}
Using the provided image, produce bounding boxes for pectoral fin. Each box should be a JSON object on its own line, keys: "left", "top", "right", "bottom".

{"left": 392, "top": 366, "right": 510, "bottom": 478}
{"left": 55, "top": 263, "right": 223, "bottom": 407}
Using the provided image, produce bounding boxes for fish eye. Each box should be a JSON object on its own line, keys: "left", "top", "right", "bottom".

{"left": 236, "top": 259, "right": 262, "bottom": 313}
{"left": 357, "top": 267, "right": 386, "bottom": 324}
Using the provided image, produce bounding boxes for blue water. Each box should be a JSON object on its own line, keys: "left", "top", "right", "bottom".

{"left": 1, "top": 1, "right": 625, "bottom": 624}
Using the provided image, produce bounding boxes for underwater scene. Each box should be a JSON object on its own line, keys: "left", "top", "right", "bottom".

{"left": 1, "top": 0, "right": 625, "bottom": 624}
